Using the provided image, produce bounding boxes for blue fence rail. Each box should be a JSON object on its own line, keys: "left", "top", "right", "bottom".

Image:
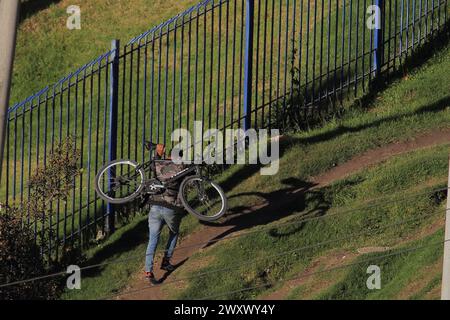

{"left": 1, "top": 0, "right": 448, "bottom": 260}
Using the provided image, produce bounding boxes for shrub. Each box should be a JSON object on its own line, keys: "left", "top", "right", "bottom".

{"left": 26, "top": 137, "right": 81, "bottom": 264}
{"left": 0, "top": 206, "right": 59, "bottom": 300}
{"left": 0, "top": 137, "right": 81, "bottom": 299}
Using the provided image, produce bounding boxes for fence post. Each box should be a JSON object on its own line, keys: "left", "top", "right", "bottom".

{"left": 442, "top": 156, "right": 450, "bottom": 300}
{"left": 373, "top": 0, "right": 384, "bottom": 77}
{"left": 243, "top": 0, "right": 254, "bottom": 131}
{"left": 106, "top": 39, "right": 120, "bottom": 234}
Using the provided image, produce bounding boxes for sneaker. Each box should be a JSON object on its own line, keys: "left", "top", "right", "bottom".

{"left": 144, "top": 271, "right": 159, "bottom": 285}
{"left": 160, "top": 258, "right": 175, "bottom": 272}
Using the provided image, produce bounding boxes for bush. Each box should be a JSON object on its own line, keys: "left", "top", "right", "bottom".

{"left": 0, "top": 207, "right": 59, "bottom": 300}
{"left": 0, "top": 137, "right": 81, "bottom": 299}
{"left": 26, "top": 137, "right": 81, "bottom": 262}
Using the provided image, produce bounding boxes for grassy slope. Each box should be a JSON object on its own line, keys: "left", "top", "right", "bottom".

{"left": 2, "top": 0, "right": 205, "bottom": 238}
{"left": 62, "top": 41, "right": 450, "bottom": 299}
{"left": 217, "top": 40, "right": 450, "bottom": 214}
{"left": 13, "top": 0, "right": 450, "bottom": 300}
{"left": 4, "top": 0, "right": 378, "bottom": 271}
{"left": 168, "top": 43, "right": 450, "bottom": 300}
{"left": 10, "top": 1, "right": 447, "bottom": 242}
{"left": 174, "top": 145, "right": 448, "bottom": 300}
{"left": 13, "top": 0, "right": 198, "bottom": 104}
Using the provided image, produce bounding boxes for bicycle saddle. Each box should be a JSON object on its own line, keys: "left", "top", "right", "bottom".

{"left": 145, "top": 141, "right": 166, "bottom": 158}
{"left": 144, "top": 141, "right": 156, "bottom": 151}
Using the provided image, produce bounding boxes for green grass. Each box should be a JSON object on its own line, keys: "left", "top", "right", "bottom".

{"left": 217, "top": 41, "right": 450, "bottom": 214}
{"left": 13, "top": 0, "right": 200, "bottom": 104}
{"left": 59, "top": 40, "right": 450, "bottom": 300}
{"left": 316, "top": 230, "right": 444, "bottom": 300}
{"left": 165, "top": 42, "right": 450, "bottom": 300}
{"left": 283, "top": 229, "right": 444, "bottom": 300}
{"left": 173, "top": 144, "right": 448, "bottom": 300}
{"left": 5, "top": 0, "right": 449, "bottom": 250}
{"left": 8, "top": 1, "right": 450, "bottom": 299}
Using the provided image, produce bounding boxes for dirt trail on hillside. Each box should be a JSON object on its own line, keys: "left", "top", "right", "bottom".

{"left": 311, "top": 128, "right": 450, "bottom": 186}
{"left": 115, "top": 128, "right": 450, "bottom": 300}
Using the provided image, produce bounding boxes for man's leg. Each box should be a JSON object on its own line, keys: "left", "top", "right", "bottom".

{"left": 145, "top": 206, "right": 163, "bottom": 273}
{"left": 165, "top": 229, "right": 179, "bottom": 260}
{"left": 161, "top": 207, "right": 182, "bottom": 271}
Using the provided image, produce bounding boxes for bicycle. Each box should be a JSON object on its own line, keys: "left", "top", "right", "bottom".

{"left": 94, "top": 141, "right": 228, "bottom": 221}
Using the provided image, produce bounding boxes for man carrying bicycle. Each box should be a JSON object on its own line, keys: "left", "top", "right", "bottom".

{"left": 144, "top": 143, "right": 185, "bottom": 285}
{"left": 94, "top": 141, "right": 228, "bottom": 284}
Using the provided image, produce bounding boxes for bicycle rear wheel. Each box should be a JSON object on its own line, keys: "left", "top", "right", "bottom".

{"left": 180, "top": 176, "right": 227, "bottom": 221}
{"left": 94, "top": 159, "right": 145, "bottom": 204}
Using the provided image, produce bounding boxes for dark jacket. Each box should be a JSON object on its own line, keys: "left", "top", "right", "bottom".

{"left": 150, "top": 159, "right": 185, "bottom": 211}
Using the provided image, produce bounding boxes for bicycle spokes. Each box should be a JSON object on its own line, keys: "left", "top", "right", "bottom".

{"left": 96, "top": 161, "right": 144, "bottom": 202}
{"left": 183, "top": 178, "right": 224, "bottom": 218}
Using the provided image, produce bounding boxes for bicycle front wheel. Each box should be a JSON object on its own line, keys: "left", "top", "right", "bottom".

{"left": 180, "top": 176, "right": 227, "bottom": 221}
{"left": 94, "top": 159, "right": 145, "bottom": 204}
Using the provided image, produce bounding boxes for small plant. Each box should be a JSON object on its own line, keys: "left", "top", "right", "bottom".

{"left": 26, "top": 136, "right": 82, "bottom": 264}
{"left": 268, "top": 47, "right": 306, "bottom": 132}
{"left": 267, "top": 44, "right": 343, "bottom": 132}
{"left": 28, "top": 137, "right": 81, "bottom": 205}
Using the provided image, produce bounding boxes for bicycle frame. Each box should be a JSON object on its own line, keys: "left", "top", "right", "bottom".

{"left": 133, "top": 159, "right": 202, "bottom": 192}
{"left": 95, "top": 154, "right": 227, "bottom": 221}
{"left": 161, "top": 164, "right": 198, "bottom": 184}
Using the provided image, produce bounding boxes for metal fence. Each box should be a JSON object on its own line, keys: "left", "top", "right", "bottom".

{"left": 1, "top": 0, "right": 448, "bottom": 260}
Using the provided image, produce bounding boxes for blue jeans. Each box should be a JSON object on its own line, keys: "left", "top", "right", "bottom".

{"left": 145, "top": 205, "right": 181, "bottom": 272}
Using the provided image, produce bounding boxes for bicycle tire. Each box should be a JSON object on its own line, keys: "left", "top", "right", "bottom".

{"left": 179, "top": 175, "right": 228, "bottom": 221}
{"left": 94, "top": 159, "right": 145, "bottom": 204}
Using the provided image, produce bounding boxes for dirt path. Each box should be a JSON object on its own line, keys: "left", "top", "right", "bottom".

{"left": 116, "top": 224, "right": 234, "bottom": 300}
{"left": 311, "top": 128, "right": 450, "bottom": 186}
{"left": 115, "top": 128, "right": 450, "bottom": 300}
